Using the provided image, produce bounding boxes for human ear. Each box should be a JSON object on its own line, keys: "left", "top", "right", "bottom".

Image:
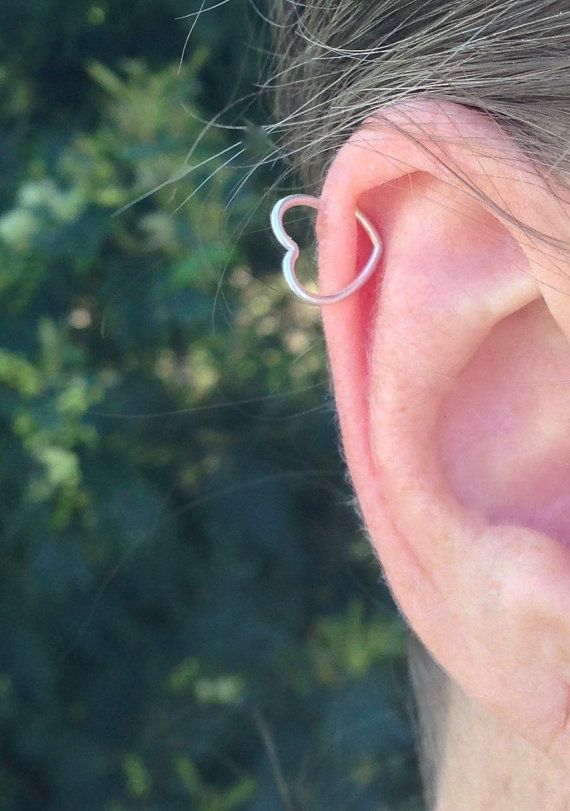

{"left": 316, "top": 99, "right": 570, "bottom": 764}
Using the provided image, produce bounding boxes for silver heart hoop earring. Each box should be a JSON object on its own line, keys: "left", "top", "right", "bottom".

{"left": 270, "top": 194, "right": 383, "bottom": 306}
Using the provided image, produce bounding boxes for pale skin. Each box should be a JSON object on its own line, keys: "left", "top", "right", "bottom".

{"left": 314, "top": 99, "right": 570, "bottom": 808}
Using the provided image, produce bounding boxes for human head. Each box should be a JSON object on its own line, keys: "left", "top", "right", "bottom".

{"left": 270, "top": 0, "right": 570, "bottom": 800}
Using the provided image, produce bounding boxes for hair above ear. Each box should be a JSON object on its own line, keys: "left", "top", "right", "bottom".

{"left": 315, "top": 98, "right": 570, "bottom": 766}
{"left": 272, "top": 0, "right": 570, "bottom": 196}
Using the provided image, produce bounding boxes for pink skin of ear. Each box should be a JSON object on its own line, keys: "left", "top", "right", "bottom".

{"left": 314, "top": 99, "right": 570, "bottom": 765}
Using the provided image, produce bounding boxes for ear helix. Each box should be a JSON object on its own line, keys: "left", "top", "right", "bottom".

{"left": 270, "top": 194, "right": 383, "bottom": 305}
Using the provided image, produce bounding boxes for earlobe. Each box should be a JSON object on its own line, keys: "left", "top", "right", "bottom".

{"left": 317, "top": 99, "right": 570, "bottom": 764}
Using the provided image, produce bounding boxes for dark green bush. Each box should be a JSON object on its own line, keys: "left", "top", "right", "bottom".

{"left": 0, "top": 2, "right": 422, "bottom": 808}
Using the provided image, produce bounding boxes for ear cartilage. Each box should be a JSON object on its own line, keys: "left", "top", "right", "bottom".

{"left": 270, "top": 194, "right": 383, "bottom": 306}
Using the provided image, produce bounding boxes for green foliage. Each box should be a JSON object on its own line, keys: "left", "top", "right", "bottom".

{"left": 0, "top": 2, "right": 423, "bottom": 809}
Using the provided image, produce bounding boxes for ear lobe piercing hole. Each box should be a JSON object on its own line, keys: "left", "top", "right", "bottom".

{"left": 270, "top": 194, "right": 383, "bottom": 306}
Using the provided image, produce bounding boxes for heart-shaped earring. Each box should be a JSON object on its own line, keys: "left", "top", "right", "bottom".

{"left": 270, "top": 194, "right": 383, "bottom": 305}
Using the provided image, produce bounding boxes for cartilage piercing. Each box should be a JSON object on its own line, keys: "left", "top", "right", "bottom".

{"left": 270, "top": 194, "right": 382, "bottom": 305}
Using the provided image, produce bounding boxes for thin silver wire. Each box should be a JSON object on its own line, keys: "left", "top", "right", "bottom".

{"left": 270, "top": 194, "right": 383, "bottom": 305}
